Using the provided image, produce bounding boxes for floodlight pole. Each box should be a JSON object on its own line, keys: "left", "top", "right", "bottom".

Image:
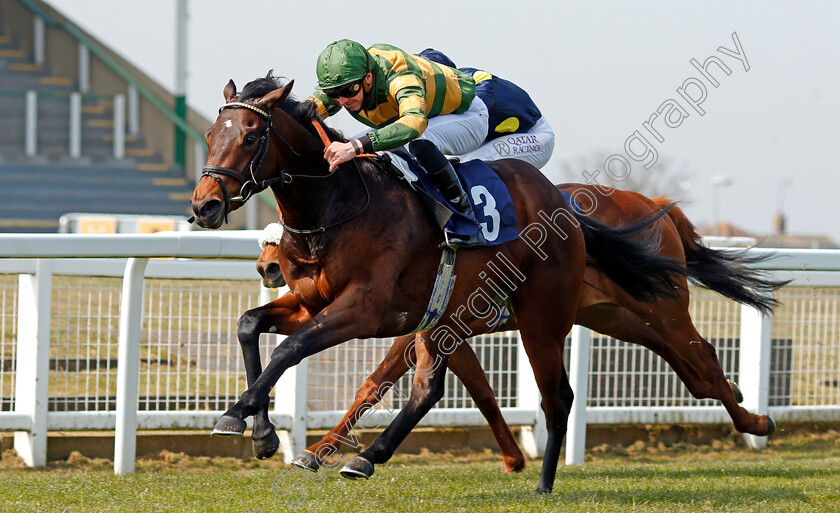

{"left": 174, "top": 0, "right": 188, "bottom": 170}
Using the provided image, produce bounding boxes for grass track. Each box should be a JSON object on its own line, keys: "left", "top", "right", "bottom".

{"left": 1, "top": 432, "right": 839, "bottom": 512}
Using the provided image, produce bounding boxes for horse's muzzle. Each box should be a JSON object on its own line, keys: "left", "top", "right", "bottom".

{"left": 191, "top": 198, "right": 226, "bottom": 229}
{"left": 257, "top": 262, "right": 286, "bottom": 288}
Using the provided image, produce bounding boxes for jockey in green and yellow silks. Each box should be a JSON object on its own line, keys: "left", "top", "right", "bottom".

{"left": 308, "top": 40, "right": 489, "bottom": 248}
{"left": 309, "top": 40, "right": 482, "bottom": 156}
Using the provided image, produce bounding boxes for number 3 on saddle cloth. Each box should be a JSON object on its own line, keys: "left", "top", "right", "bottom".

{"left": 387, "top": 150, "right": 519, "bottom": 248}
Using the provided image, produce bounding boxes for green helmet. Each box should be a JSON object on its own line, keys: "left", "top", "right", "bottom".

{"left": 315, "top": 39, "right": 370, "bottom": 90}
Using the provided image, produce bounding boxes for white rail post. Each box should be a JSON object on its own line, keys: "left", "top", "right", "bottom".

{"left": 13, "top": 259, "right": 52, "bottom": 468}
{"left": 127, "top": 85, "right": 140, "bottom": 136}
{"left": 517, "top": 331, "right": 546, "bottom": 458}
{"left": 69, "top": 92, "right": 82, "bottom": 158}
{"left": 273, "top": 289, "right": 307, "bottom": 464}
{"left": 566, "top": 325, "right": 591, "bottom": 465}
{"left": 33, "top": 16, "right": 44, "bottom": 66}
{"left": 114, "top": 257, "right": 149, "bottom": 474}
{"left": 275, "top": 352, "right": 308, "bottom": 464}
{"left": 246, "top": 201, "right": 259, "bottom": 230}
{"left": 78, "top": 42, "right": 90, "bottom": 93}
{"left": 739, "top": 304, "right": 773, "bottom": 450}
{"left": 25, "top": 91, "right": 37, "bottom": 157}
{"left": 113, "top": 94, "right": 126, "bottom": 159}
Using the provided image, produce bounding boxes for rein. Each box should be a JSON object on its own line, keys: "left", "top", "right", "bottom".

{"left": 279, "top": 120, "right": 372, "bottom": 235}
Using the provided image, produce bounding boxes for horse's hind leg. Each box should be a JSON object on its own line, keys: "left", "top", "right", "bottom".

{"left": 515, "top": 280, "right": 580, "bottom": 493}
{"left": 293, "top": 334, "right": 414, "bottom": 471}
{"left": 517, "top": 321, "right": 574, "bottom": 494}
{"left": 577, "top": 304, "right": 725, "bottom": 401}
{"left": 652, "top": 312, "right": 775, "bottom": 436}
{"left": 449, "top": 341, "right": 526, "bottom": 472}
{"left": 340, "top": 334, "right": 452, "bottom": 480}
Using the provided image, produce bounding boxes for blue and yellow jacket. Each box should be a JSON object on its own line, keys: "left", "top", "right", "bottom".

{"left": 416, "top": 48, "right": 542, "bottom": 142}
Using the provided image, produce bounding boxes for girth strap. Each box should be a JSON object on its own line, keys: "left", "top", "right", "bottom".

{"left": 413, "top": 248, "right": 457, "bottom": 333}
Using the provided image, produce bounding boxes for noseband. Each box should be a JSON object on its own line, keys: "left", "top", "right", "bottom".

{"left": 197, "top": 101, "right": 298, "bottom": 224}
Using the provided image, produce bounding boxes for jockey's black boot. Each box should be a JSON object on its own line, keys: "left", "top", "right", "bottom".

{"left": 409, "top": 139, "right": 481, "bottom": 249}
{"left": 409, "top": 139, "right": 475, "bottom": 220}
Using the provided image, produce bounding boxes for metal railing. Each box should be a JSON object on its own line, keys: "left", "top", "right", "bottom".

{"left": 0, "top": 232, "right": 838, "bottom": 474}
{"left": 0, "top": 89, "right": 125, "bottom": 159}
{"left": 13, "top": 0, "right": 204, "bottom": 175}
{"left": 6, "top": 1, "right": 279, "bottom": 217}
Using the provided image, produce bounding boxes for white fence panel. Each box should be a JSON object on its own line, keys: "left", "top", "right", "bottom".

{"left": 0, "top": 233, "right": 838, "bottom": 474}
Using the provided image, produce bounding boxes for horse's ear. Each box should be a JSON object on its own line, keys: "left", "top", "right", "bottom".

{"left": 223, "top": 80, "right": 237, "bottom": 102}
{"left": 258, "top": 79, "right": 295, "bottom": 110}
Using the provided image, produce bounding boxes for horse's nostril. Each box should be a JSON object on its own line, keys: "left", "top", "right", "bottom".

{"left": 199, "top": 199, "right": 223, "bottom": 219}
{"left": 266, "top": 264, "right": 286, "bottom": 287}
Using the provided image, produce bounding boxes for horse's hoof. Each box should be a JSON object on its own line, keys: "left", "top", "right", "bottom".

{"left": 340, "top": 456, "right": 374, "bottom": 480}
{"left": 765, "top": 417, "right": 776, "bottom": 437}
{"left": 535, "top": 485, "right": 553, "bottom": 494}
{"left": 292, "top": 450, "right": 321, "bottom": 472}
{"left": 728, "top": 380, "right": 744, "bottom": 403}
{"left": 252, "top": 430, "right": 280, "bottom": 460}
{"left": 503, "top": 455, "right": 526, "bottom": 473}
{"left": 211, "top": 415, "right": 246, "bottom": 437}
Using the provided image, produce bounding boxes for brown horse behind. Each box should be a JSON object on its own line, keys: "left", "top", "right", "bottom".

{"left": 257, "top": 184, "right": 784, "bottom": 473}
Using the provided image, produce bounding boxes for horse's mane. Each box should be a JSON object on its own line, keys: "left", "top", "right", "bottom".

{"left": 239, "top": 71, "right": 347, "bottom": 143}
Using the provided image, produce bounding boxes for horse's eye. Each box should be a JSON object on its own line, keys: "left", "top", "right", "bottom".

{"left": 244, "top": 134, "right": 257, "bottom": 146}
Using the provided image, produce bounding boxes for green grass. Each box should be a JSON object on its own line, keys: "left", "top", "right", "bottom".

{"left": 1, "top": 431, "right": 840, "bottom": 512}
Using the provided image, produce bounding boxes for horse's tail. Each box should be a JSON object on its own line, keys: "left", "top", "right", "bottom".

{"left": 574, "top": 204, "right": 685, "bottom": 303}
{"left": 652, "top": 197, "right": 789, "bottom": 314}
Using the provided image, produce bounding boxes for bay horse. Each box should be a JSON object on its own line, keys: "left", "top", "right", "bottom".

{"left": 189, "top": 73, "right": 739, "bottom": 493}
{"left": 256, "top": 185, "right": 784, "bottom": 473}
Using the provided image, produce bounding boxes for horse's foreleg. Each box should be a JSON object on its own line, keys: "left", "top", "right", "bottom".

{"left": 341, "top": 334, "right": 451, "bottom": 480}
{"left": 293, "top": 334, "right": 415, "bottom": 472}
{"left": 214, "top": 288, "right": 388, "bottom": 443}
{"left": 449, "top": 342, "right": 525, "bottom": 473}
{"left": 215, "top": 293, "right": 312, "bottom": 459}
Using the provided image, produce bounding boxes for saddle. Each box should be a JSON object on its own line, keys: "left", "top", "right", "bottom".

{"left": 386, "top": 151, "right": 519, "bottom": 249}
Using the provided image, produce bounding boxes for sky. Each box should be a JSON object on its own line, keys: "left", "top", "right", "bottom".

{"left": 45, "top": 0, "right": 840, "bottom": 243}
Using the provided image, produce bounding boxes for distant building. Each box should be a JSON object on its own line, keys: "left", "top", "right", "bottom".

{"left": 701, "top": 214, "right": 839, "bottom": 249}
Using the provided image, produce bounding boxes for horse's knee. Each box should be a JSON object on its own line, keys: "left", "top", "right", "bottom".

{"left": 237, "top": 309, "right": 264, "bottom": 343}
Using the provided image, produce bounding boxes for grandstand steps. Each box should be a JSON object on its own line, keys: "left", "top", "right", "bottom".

{"left": 0, "top": 10, "right": 198, "bottom": 233}
{"left": 0, "top": 164, "right": 193, "bottom": 188}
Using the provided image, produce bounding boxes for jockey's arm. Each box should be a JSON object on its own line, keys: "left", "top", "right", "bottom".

{"left": 306, "top": 93, "right": 358, "bottom": 170}
{"left": 363, "top": 75, "right": 429, "bottom": 152}
{"left": 308, "top": 76, "right": 430, "bottom": 170}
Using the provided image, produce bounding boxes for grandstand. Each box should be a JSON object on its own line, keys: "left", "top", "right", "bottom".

{"left": 0, "top": 0, "right": 262, "bottom": 232}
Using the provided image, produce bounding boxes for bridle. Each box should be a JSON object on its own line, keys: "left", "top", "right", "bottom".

{"left": 194, "top": 101, "right": 299, "bottom": 224}
{"left": 194, "top": 99, "right": 372, "bottom": 233}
